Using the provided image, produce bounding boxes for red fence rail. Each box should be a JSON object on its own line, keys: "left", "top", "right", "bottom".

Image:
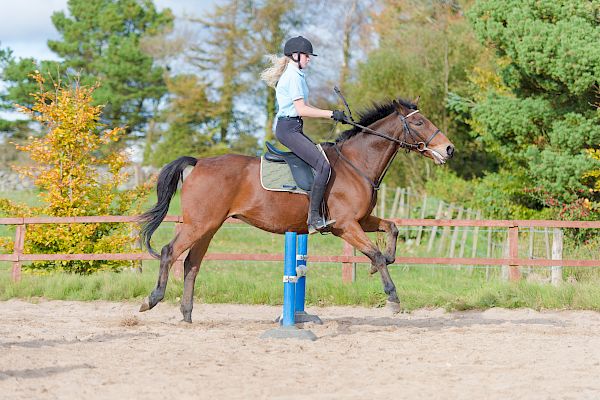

{"left": 1, "top": 216, "right": 599, "bottom": 282}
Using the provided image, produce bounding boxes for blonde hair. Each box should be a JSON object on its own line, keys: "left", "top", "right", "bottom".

{"left": 260, "top": 55, "right": 290, "bottom": 88}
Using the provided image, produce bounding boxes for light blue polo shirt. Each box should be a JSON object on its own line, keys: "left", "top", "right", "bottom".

{"left": 275, "top": 63, "right": 309, "bottom": 120}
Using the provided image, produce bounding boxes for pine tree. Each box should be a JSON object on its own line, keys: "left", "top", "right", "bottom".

{"left": 468, "top": 0, "right": 600, "bottom": 216}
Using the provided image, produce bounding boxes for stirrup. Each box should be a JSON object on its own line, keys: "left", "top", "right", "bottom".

{"left": 308, "top": 217, "right": 336, "bottom": 235}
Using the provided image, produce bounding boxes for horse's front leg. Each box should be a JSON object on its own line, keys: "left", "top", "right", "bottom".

{"left": 361, "top": 215, "right": 399, "bottom": 269}
{"left": 335, "top": 221, "right": 401, "bottom": 312}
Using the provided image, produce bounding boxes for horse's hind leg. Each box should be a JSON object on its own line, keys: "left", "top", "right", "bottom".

{"left": 180, "top": 235, "right": 214, "bottom": 323}
{"left": 139, "top": 223, "right": 201, "bottom": 312}
{"left": 336, "top": 221, "right": 401, "bottom": 313}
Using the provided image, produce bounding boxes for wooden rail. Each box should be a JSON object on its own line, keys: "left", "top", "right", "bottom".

{"left": 1, "top": 216, "right": 599, "bottom": 283}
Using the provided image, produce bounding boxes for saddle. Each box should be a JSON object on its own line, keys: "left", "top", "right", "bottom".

{"left": 260, "top": 142, "right": 333, "bottom": 194}
{"left": 264, "top": 142, "right": 315, "bottom": 192}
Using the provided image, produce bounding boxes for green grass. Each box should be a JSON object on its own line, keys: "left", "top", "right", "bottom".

{"left": 2, "top": 260, "right": 600, "bottom": 311}
{"left": 2, "top": 190, "right": 600, "bottom": 310}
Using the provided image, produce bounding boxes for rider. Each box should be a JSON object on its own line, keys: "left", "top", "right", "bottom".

{"left": 260, "top": 35, "right": 348, "bottom": 234}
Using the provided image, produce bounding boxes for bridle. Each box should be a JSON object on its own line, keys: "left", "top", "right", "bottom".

{"left": 332, "top": 89, "right": 442, "bottom": 190}
{"left": 340, "top": 109, "right": 441, "bottom": 153}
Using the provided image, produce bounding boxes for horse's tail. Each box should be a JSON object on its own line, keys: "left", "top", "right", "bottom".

{"left": 138, "top": 156, "right": 198, "bottom": 258}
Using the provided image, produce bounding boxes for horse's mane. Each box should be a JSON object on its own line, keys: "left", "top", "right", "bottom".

{"left": 335, "top": 98, "right": 417, "bottom": 143}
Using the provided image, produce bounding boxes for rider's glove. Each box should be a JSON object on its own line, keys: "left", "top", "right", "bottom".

{"left": 331, "top": 110, "right": 349, "bottom": 124}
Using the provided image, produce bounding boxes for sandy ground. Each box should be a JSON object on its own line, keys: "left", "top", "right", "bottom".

{"left": 1, "top": 300, "right": 600, "bottom": 400}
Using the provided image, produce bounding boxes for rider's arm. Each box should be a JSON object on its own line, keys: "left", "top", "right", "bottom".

{"left": 293, "top": 98, "right": 333, "bottom": 119}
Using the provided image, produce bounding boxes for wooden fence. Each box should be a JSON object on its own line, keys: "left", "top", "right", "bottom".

{"left": 1, "top": 216, "right": 600, "bottom": 284}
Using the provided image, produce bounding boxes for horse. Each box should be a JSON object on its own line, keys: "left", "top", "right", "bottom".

{"left": 138, "top": 97, "right": 454, "bottom": 322}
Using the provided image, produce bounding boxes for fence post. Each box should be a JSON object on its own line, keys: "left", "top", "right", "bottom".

{"left": 415, "top": 194, "right": 428, "bottom": 246}
{"left": 544, "top": 227, "right": 551, "bottom": 259}
{"left": 427, "top": 201, "right": 444, "bottom": 252}
{"left": 449, "top": 207, "right": 464, "bottom": 258}
{"left": 399, "top": 188, "right": 406, "bottom": 216}
{"left": 527, "top": 226, "right": 535, "bottom": 276}
{"left": 508, "top": 226, "right": 521, "bottom": 281}
{"left": 471, "top": 210, "right": 482, "bottom": 258}
{"left": 12, "top": 224, "right": 25, "bottom": 282}
{"left": 459, "top": 209, "right": 470, "bottom": 259}
{"left": 437, "top": 203, "right": 454, "bottom": 254}
{"left": 551, "top": 228, "right": 563, "bottom": 286}
{"left": 342, "top": 241, "right": 356, "bottom": 283}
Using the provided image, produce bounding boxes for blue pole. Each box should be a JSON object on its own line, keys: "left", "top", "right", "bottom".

{"left": 295, "top": 234, "right": 308, "bottom": 313}
{"left": 282, "top": 232, "right": 297, "bottom": 326}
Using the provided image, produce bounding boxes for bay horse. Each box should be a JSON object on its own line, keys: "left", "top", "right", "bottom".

{"left": 138, "top": 98, "right": 454, "bottom": 322}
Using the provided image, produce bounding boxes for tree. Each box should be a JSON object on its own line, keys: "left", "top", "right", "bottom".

{"left": 467, "top": 0, "right": 600, "bottom": 217}
{"left": 0, "top": 45, "right": 41, "bottom": 166}
{"left": 0, "top": 72, "right": 149, "bottom": 274}
{"left": 187, "top": 0, "right": 257, "bottom": 143}
{"left": 147, "top": 73, "right": 220, "bottom": 166}
{"left": 1, "top": 0, "right": 173, "bottom": 140}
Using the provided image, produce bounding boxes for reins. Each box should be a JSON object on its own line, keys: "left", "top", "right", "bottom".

{"left": 332, "top": 87, "right": 441, "bottom": 190}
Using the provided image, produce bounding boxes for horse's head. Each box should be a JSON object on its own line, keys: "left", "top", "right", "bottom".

{"left": 392, "top": 98, "right": 454, "bottom": 165}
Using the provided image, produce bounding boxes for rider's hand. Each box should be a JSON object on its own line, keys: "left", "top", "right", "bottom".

{"left": 331, "top": 110, "right": 349, "bottom": 124}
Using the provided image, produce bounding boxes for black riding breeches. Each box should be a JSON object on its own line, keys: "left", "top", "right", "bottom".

{"left": 275, "top": 117, "right": 330, "bottom": 188}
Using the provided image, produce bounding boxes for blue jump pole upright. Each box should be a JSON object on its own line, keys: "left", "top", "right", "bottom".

{"left": 260, "top": 232, "right": 317, "bottom": 340}
{"left": 281, "top": 232, "right": 297, "bottom": 327}
{"left": 294, "top": 234, "right": 322, "bottom": 324}
{"left": 295, "top": 234, "right": 307, "bottom": 314}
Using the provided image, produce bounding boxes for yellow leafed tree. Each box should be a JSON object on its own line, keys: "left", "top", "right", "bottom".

{"left": 0, "top": 72, "right": 150, "bottom": 274}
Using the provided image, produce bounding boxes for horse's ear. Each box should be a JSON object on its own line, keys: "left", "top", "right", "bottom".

{"left": 392, "top": 99, "right": 400, "bottom": 110}
{"left": 413, "top": 96, "right": 420, "bottom": 106}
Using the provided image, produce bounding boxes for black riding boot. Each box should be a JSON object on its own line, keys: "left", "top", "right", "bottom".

{"left": 307, "top": 183, "right": 336, "bottom": 234}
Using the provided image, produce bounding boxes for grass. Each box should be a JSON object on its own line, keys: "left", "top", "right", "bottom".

{"left": 2, "top": 190, "right": 600, "bottom": 311}
{"left": 2, "top": 259, "right": 600, "bottom": 311}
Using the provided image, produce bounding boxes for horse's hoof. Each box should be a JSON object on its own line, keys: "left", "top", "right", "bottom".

{"left": 180, "top": 318, "right": 192, "bottom": 324}
{"left": 139, "top": 297, "right": 151, "bottom": 312}
{"left": 386, "top": 300, "right": 401, "bottom": 314}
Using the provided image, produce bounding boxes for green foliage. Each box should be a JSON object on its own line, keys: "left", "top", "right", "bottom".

{"left": 346, "top": 0, "right": 497, "bottom": 189}
{"left": 424, "top": 168, "right": 475, "bottom": 206}
{"left": 0, "top": 72, "right": 150, "bottom": 274}
{"left": 467, "top": 0, "right": 600, "bottom": 219}
{"left": 147, "top": 74, "right": 217, "bottom": 165}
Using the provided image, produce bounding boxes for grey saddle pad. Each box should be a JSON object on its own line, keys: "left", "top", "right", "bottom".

{"left": 260, "top": 156, "right": 310, "bottom": 195}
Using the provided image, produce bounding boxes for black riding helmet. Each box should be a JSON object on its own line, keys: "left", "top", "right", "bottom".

{"left": 284, "top": 36, "right": 317, "bottom": 57}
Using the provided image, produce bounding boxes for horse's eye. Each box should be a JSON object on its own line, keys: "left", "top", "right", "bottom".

{"left": 414, "top": 120, "right": 423, "bottom": 126}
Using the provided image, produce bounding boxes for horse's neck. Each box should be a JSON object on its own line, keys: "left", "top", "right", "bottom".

{"left": 341, "top": 117, "right": 400, "bottom": 185}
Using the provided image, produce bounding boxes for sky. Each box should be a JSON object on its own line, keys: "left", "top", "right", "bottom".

{"left": 0, "top": 0, "right": 215, "bottom": 61}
